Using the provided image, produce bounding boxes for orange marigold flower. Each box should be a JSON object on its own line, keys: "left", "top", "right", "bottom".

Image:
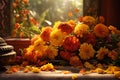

{"left": 69, "top": 56, "right": 83, "bottom": 66}
{"left": 74, "top": 8, "right": 79, "bottom": 14}
{"left": 22, "top": 0, "right": 29, "bottom": 5}
{"left": 74, "top": 23, "right": 90, "bottom": 37}
{"left": 40, "top": 26, "right": 52, "bottom": 41}
{"left": 24, "top": 9, "right": 30, "bottom": 15}
{"left": 13, "top": 2, "right": 17, "bottom": 8}
{"left": 68, "top": 12, "right": 73, "bottom": 17}
{"left": 96, "top": 47, "right": 109, "bottom": 60}
{"left": 99, "top": 16, "right": 105, "bottom": 23}
{"left": 83, "top": 33, "right": 96, "bottom": 45}
{"left": 82, "top": 16, "right": 96, "bottom": 26}
{"left": 94, "top": 23, "right": 109, "bottom": 38}
{"left": 78, "top": 16, "right": 83, "bottom": 22}
{"left": 60, "top": 51, "right": 76, "bottom": 61}
{"left": 63, "top": 36, "right": 80, "bottom": 52}
{"left": 23, "top": 48, "right": 37, "bottom": 63}
{"left": 29, "top": 17, "right": 38, "bottom": 25}
{"left": 79, "top": 43, "right": 95, "bottom": 60}
{"left": 50, "top": 29, "right": 66, "bottom": 46}
{"left": 58, "top": 22, "right": 74, "bottom": 34}
{"left": 15, "top": 23, "right": 20, "bottom": 29}
{"left": 108, "top": 50, "right": 118, "bottom": 60}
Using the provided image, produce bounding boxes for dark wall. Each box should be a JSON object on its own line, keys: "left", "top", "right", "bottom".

{"left": 100, "top": 0, "right": 120, "bottom": 29}
{"left": 0, "top": 0, "right": 11, "bottom": 37}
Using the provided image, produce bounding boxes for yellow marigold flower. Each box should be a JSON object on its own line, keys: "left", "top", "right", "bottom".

{"left": 84, "top": 62, "right": 95, "bottom": 69}
{"left": 32, "top": 67, "right": 40, "bottom": 73}
{"left": 26, "top": 45, "right": 34, "bottom": 52}
{"left": 45, "top": 45, "right": 58, "bottom": 60}
{"left": 34, "top": 37, "right": 45, "bottom": 50}
{"left": 50, "top": 29, "right": 67, "bottom": 46}
{"left": 72, "top": 74, "right": 78, "bottom": 80}
{"left": 79, "top": 43, "right": 95, "bottom": 60}
{"left": 35, "top": 46, "right": 48, "bottom": 59}
{"left": 40, "top": 63, "right": 55, "bottom": 71}
{"left": 82, "top": 16, "right": 96, "bottom": 26}
{"left": 53, "top": 21, "right": 61, "bottom": 29}
{"left": 67, "top": 20, "right": 76, "bottom": 27}
{"left": 94, "top": 23, "right": 109, "bottom": 38}
{"left": 74, "top": 23, "right": 90, "bottom": 37}
{"left": 96, "top": 47, "right": 109, "bottom": 60}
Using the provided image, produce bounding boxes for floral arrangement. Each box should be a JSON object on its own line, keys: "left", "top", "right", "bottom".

{"left": 12, "top": 0, "right": 40, "bottom": 38}
{"left": 21, "top": 16, "right": 120, "bottom": 67}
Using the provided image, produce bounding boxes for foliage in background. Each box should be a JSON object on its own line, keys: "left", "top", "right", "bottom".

{"left": 29, "top": 0, "right": 83, "bottom": 26}
{"left": 12, "top": 0, "right": 40, "bottom": 38}
{"left": 12, "top": 0, "right": 83, "bottom": 38}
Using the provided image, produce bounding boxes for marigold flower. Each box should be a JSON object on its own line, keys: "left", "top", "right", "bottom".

{"left": 50, "top": 29, "right": 66, "bottom": 46}
{"left": 74, "top": 23, "right": 90, "bottom": 37}
{"left": 94, "top": 23, "right": 109, "bottom": 38}
{"left": 15, "top": 23, "right": 20, "bottom": 29}
{"left": 67, "top": 20, "right": 76, "bottom": 27}
{"left": 53, "top": 21, "right": 61, "bottom": 29}
{"left": 78, "top": 16, "right": 83, "bottom": 22}
{"left": 35, "top": 47, "right": 47, "bottom": 60}
{"left": 96, "top": 47, "right": 109, "bottom": 60}
{"left": 63, "top": 36, "right": 80, "bottom": 52}
{"left": 31, "top": 35, "right": 40, "bottom": 45}
{"left": 82, "top": 16, "right": 96, "bottom": 26}
{"left": 79, "top": 43, "right": 95, "bottom": 60}
{"left": 60, "top": 51, "right": 76, "bottom": 61}
{"left": 99, "top": 16, "right": 105, "bottom": 23}
{"left": 22, "top": 0, "right": 29, "bottom": 5}
{"left": 40, "top": 63, "right": 55, "bottom": 71}
{"left": 29, "top": 17, "right": 38, "bottom": 25}
{"left": 40, "top": 26, "right": 52, "bottom": 41}
{"left": 69, "top": 56, "right": 83, "bottom": 66}
{"left": 24, "top": 9, "right": 30, "bottom": 15}
{"left": 58, "top": 22, "right": 74, "bottom": 34}
{"left": 45, "top": 45, "right": 58, "bottom": 60}
{"left": 84, "top": 62, "right": 95, "bottom": 69}
{"left": 13, "top": 2, "right": 17, "bottom": 8}
{"left": 82, "top": 33, "right": 96, "bottom": 45}
{"left": 23, "top": 50, "right": 37, "bottom": 63}
{"left": 108, "top": 50, "right": 118, "bottom": 60}
{"left": 34, "top": 37, "right": 45, "bottom": 50}
{"left": 68, "top": 12, "right": 73, "bottom": 17}
{"left": 108, "top": 25, "right": 120, "bottom": 34}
